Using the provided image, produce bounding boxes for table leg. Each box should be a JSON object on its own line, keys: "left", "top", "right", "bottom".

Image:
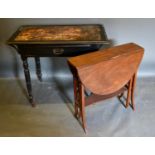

{"left": 35, "top": 57, "right": 42, "bottom": 81}
{"left": 126, "top": 78, "right": 133, "bottom": 108}
{"left": 21, "top": 56, "right": 35, "bottom": 107}
{"left": 73, "top": 76, "right": 78, "bottom": 118}
{"left": 131, "top": 73, "right": 137, "bottom": 111}
{"left": 79, "top": 81, "right": 87, "bottom": 133}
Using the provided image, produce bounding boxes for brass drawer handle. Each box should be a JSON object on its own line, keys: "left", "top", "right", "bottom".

{"left": 53, "top": 48, "right": 64, "bottom": 55}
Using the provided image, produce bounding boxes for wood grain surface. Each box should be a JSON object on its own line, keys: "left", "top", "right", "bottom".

{"left": 68, "top": 43, "right": 144, "bottom": 95}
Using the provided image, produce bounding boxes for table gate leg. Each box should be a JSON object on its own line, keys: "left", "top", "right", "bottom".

{"left": 21, "top": 56, "right": 35, "bottom": 107}
{"left": 79, "top": 82, "right": 87, "bottom": 133}
{"left": 73, "top": 76, "right": 78, "bottom": 118}
{"left": 126, "top": 78, "right": 133, "bottom": 108}
{"left": 131, "top": 73, "right": 137, "bottom": 111}
{"left": 35, "top": 57, "right": 42, "bottom": 81}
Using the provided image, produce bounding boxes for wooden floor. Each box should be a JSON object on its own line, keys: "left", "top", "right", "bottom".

{"left": 0, "top": 77, "right": 155, "bottom": 136}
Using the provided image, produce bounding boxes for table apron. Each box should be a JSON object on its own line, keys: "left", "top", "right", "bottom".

{"left": 17, "top": 44, "right": 103, "bottom": 57}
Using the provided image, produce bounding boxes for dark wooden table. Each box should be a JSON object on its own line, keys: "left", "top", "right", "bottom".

{"left": 8, "top": 24, "right": 109, "bottom": 106}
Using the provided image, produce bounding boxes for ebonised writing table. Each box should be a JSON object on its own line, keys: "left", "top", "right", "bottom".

{"left": 8, "top": 24, "right": 109, "bottom": 106}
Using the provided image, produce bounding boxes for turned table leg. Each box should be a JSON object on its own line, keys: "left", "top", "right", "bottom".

{"left": 21, "top": 56, "right": 35, "bottom": 107}
{"left": 35, "top": 57, "right": 42, "bottom": 81}
{"left": 73, "top": 75, "right": 87, "bottom": 133}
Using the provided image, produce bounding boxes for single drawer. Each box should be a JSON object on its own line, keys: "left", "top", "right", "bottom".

{"left": 17, "top": 44, "right": 103, "bottom": 57}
